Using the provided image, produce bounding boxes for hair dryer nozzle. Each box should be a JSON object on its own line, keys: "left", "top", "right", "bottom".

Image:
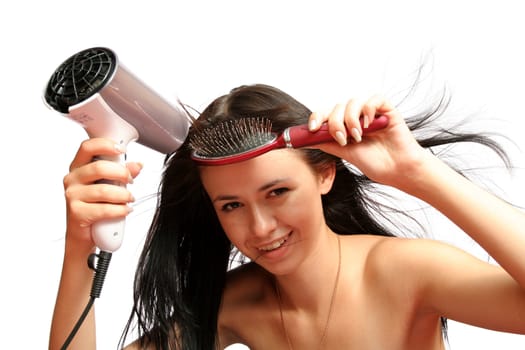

{"left": 44, "top": 47, "right": 117, "bottom": 113}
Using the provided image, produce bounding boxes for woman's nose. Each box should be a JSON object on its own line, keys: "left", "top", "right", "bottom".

{"left": 249, "top": 205, "right": 277, "bottom": 238}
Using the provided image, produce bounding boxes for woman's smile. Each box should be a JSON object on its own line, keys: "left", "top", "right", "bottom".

{"left": 257, "top": 232, "right": 292, "bottom": 252}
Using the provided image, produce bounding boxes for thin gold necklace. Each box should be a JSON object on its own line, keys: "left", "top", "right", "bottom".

{"left": 275, "top": 235, "right": 342, "bottom": 349}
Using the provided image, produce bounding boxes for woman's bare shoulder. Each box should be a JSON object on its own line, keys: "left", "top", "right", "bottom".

{"left": 223, "top": 262, "right": 273, "bottom": 307}
{"left": 361, "top": 235, "right": 466, "bottom": 297}
{"left": 219, "top": 262, "right": 275, "bottom": 345}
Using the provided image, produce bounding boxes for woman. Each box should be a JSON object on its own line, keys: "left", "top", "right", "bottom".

{"left": 49, "top": 84, "right": 525, "bottom": 349}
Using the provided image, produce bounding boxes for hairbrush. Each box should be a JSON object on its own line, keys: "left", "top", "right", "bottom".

{"left": 190, "top": 115, "right": 388, "bottom": 165}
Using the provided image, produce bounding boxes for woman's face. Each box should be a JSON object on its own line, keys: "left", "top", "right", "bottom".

{"left": 199, "top": 149, "right": 335, "bottom": 275}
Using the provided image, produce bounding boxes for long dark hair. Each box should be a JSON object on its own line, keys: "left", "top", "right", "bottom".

{"left": 120, "top": 84, "right": 508, "bottom": 349}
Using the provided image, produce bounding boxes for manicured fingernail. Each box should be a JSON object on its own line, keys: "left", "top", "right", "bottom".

{"left": 351, "top": 128, "right": 362, "bottom": 143}
{"left": 128, "top": 174, "right": 134, "bottom": 184}
{"left": 363, "top": 115, "right": 370, "bottom": 129}
{"left": 335, "top": 131, "right": 347, "bottom": 146}
{"left": 309, "top": 119, "right": 318, "bottom": 131}
{"left": 114, "top": 143, "right": 124, "bottom": 153}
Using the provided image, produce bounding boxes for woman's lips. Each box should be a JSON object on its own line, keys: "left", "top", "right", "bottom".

{"left": 257, "top": 232, "right": 292, "bottom": 252}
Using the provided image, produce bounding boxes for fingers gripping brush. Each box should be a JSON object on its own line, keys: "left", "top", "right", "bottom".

{"left": 190, "top": 116, "right": 388, "bottom": 165}
{"left": 43, "top": 47, "right": 189, "bottom": 349}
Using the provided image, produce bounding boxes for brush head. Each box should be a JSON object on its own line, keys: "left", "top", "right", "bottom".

{"left": 190, "top": 115, "right": 389, "bottom": 166}
{"left": 190, "top": 117, "right": 277, "bottom": 163}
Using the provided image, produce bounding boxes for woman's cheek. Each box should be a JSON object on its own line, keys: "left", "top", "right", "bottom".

{"left": 219, "top": 216, "right": 247, "bottom": 247}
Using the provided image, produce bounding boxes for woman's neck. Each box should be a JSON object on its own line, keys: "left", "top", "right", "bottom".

{"left": 274, "top": 230, "right": 341, "bottom": 314}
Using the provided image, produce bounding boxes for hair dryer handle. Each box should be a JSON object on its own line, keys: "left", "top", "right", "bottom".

{"left": 68, "top": 95, "right": 139, "bottom": 253}
{"left": 92, "top": 218, "right": 125, "bottom": 252}
{"left": 91, "top": 153, "right": 127, "bottom": 252}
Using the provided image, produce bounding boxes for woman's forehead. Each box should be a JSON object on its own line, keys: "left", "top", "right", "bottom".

{"left": 199, "top": 149, "right": 308, "bottom": 188}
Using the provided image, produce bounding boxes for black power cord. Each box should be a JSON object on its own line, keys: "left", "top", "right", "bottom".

{"left": 60, "top": 250, "right": 113, "bottom": 350}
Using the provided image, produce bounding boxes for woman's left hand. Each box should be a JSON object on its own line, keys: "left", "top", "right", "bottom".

{"left": 308, "top": 95, "right": 427, "bottom": 189}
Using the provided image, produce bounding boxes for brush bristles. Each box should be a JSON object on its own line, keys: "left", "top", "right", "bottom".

{"left": 190, "top": 117, "right": 275, "bottom": 158}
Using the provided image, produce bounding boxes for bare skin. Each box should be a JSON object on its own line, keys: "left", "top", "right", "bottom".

{"left": 217, "top": 237, "right": 446, "bottom": 350}
{"left": 50, "top": 96, "right": 525, "bottom": 349}
{"left": 202, "top": 146, "right": 525, "bottom": 349}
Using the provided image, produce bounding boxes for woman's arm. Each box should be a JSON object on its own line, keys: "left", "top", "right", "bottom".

{"left": 309, "top": 95, "right": 525, "bottom": 332}
{"left": 49, "top": 138, "right": 140, "bottom": 350}
{"left": 395, "top": 151, "right": 525, "bottom": 332}
{"left": 311, "top": 95, "right": 525, "bottom": 288}
{"left": 49, "top": 241, "right": 97, "bottom": 349}
{"left": 367, "top": 159, "right": 525, "bottom": 332}
{"left": 404, "top": 151, "right": 525, "bottom": 288}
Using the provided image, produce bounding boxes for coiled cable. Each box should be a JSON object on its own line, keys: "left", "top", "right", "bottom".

{"left": 60, "top": 250, "right": 112, "bottom": 350}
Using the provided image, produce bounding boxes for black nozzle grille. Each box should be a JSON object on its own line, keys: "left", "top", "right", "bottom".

{"left": 44, "top": 47, "right": 117, "bottom": 113}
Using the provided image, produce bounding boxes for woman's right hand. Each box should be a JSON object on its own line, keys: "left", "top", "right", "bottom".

{"left": 50, "top": 138, "right": 142, "bottom": 350}
{"left": 63, "top": 138, "right": 142, "bottom": 251}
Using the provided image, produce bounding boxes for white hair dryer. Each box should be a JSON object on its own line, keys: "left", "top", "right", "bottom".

{"left": 44, "top": 47, "right": 190, "bottom": 253}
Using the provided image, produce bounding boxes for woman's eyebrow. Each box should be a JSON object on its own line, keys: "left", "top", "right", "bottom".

{"left": 212, "top": 178, "right": 291, "bottom": 203}
{"left": 212, "top": 194, "right": 238, "bottom": 203}
{"left": 257, "top": 178, "right": 290, "bottom": 192}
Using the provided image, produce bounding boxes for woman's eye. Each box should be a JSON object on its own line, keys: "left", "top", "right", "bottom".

{"left": 269, "top": 187, "right": 289, "bottom": 197}
{"left": 221, "top": 202, "right": 242, "bottom": 212}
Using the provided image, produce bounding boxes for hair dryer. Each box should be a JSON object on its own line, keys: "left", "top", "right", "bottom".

{"left": 44, "top": 47, "right": 190, "bottom": 252}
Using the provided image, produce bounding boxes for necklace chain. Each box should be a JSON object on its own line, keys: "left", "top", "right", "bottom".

{"left": 275, "top": 235, "right": 342, "bottom": 349}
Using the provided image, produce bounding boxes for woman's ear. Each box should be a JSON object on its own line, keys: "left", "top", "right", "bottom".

{"left": 318, "top": 162, "right": 336, "bottom": 195}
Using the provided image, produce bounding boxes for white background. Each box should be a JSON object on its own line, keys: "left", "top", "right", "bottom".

{"left": 1, "top": 1, "right": 525, "bottom": 349}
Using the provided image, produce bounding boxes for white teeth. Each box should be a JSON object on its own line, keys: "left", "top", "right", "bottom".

{"left": 259, "top": 237, "right": 287, "bottom": 251}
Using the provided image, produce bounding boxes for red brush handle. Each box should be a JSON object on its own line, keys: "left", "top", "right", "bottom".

{"left": 284, "top": 115, "right": 389, "bottom": 148}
